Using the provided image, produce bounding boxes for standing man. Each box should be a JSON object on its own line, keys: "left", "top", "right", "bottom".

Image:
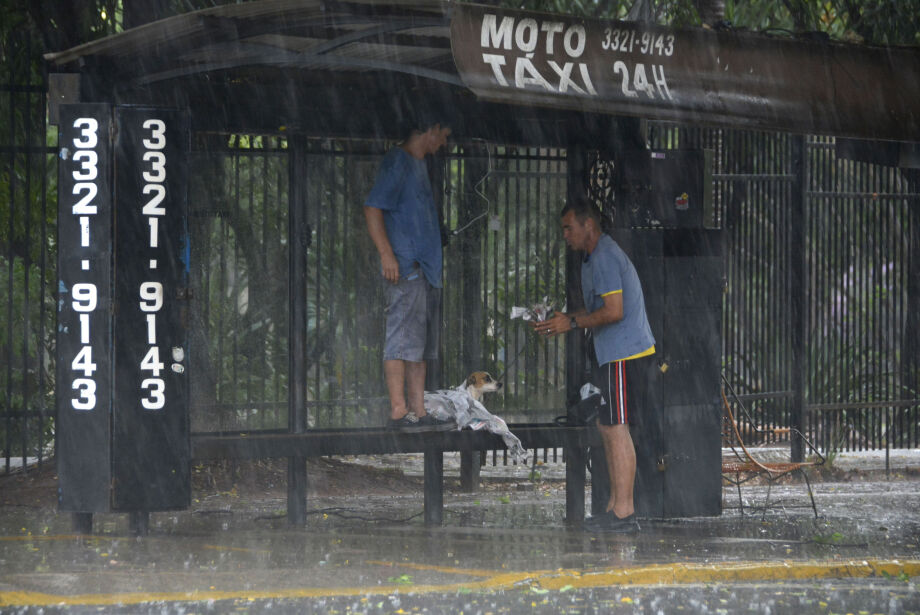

{"left": 364, "top": 118, "right": 454, "bottom": 431}
{"left": 533, "top": 201, "right": 655, "bottom": 532}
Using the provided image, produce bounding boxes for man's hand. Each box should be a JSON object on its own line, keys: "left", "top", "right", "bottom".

{"left": 531, "top": 312, "right": 572, "bottom": 338}
{"left": 365, "top": 206, "right": 400, "bottom": 284}
{"left": 380, "top": 251, "right": 400, "bottom": 284}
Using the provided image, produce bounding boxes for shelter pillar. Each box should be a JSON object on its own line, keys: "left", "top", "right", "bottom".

{"left": 564, "top": 142, "right": 592, "bottom": 521}
{"left": 459, "top": 143, "right": 487, "bottom": 491}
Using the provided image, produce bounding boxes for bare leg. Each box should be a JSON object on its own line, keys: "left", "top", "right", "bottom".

{"left": 405, "top": 360, "right": 427, "bottom": 417}
{"left": 598, "top": 422, "right": 636, "bottom": 518}
{"left": 384, "top": 359, "right": 407, "bottom": 420}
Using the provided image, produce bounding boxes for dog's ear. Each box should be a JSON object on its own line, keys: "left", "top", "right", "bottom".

{"left": 466, "top": 373, "right": 476, "bottom": 387}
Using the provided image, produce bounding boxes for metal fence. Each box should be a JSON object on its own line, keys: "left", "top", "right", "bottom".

{"left": 3, "top": 44, "right": 919, "bottom": 471}
{"left": 1, "top": 31, "right": 56, "bottom": 473}
{"left": 184, "top": 137, "right": 569, "bottom": 433}
{"left": 647, "top": 124, "right": 919, "bottom": 452}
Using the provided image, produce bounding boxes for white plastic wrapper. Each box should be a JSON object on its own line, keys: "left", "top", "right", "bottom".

{"left": 580, "top": 382, "right": 602, "bottom": 401}
{"left": 510, "top": 296, "right": 556, "bottom": 322}
{"left": 423, "top": 385, "right": 528, "bottom": 465}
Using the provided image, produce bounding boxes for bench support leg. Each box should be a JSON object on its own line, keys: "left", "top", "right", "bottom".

{"left": 565, "top": 445, "right": 586, "bottom": 527}
{"left": 72, "top": 512, "right": 93, "bottom": 534}
{"left": 424, "top": 449, "right": 443, "bottom": 526}
{"left": 460, "top": 449, "right": 480, "bottom": 492}
{"left": 129, "top": 511, "right": 149, "bottom": 536}
{"left": 589, "top": 445, "right": 610, "bottom": 516}
{"left": 288, "top": 455, "right": 307, "bottom": 526}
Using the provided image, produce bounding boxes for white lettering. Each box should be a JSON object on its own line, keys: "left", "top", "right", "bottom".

{"left": 481, "top": 14, "right": 514, "bottom": 50}
{"left": 580, "top": 64, "right": 598, "bottom": 95}
{"left": 634, "top": 63, "right": 653, "bottom": 97}
{"left": 563, "top": 25, "right": 586, "bottom": 58}
{"left": 540, "top": 22, "right": 564, "bottom": 54}
{"left": 515, "top": 56, "right": 554, "bottom": 90}
{"left": 652, "top": 64, "right": 673, "bottom": 99}
{"left": 614, "top": 61, "right": 638, "bottom": 98}
{"left": 548, "top": 61, "right": 585, "bottom": 94}
{"left": 515, "top": 18, "right": 539, "bottom": 52}
{"left": 482, "top": 53, "right": 509, "bottom": 86}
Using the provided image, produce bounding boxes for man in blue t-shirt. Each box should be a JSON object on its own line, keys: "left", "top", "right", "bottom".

{"left": 533, "top": 201, "right": 655, "bottom": 533}
{"left": 364, "top": 119, "right": 453, "bottom": 432}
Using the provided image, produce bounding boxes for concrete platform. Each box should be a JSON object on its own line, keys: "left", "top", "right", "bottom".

{"left": 0, "top": 451, "right": 918, "bottom": 614}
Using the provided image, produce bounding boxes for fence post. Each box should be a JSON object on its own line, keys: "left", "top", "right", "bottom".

{"left": 790, "top": 135, "right": 807, "bottom": 462}
{"left": 905, "top": 170, "right": 920, "bottom": 450}
{"left": 288, "top": 133, "right": 309, "bottom": 525}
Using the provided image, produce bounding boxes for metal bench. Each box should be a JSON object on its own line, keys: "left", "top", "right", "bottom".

{"left": 192, "top": 423, "right": 602, "bottom": 526}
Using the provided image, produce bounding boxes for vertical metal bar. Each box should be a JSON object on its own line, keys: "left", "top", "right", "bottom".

{"left": 6, "top": 35, "right": 17, "bottom": 473}
{"left": 38, "top": 53, "right": 49, "bottom": 469}
{"left": 904, "top": 171, "right": 920, "bottom": 448}
{"left": 790, "top": 136, "right": 806, "bottom": 462}
{"left": 287, "top": 134, "right": 308, "bottom": 525}
{"left": 21, "top": 34, "right": 33, "bottom": 469}
{"left": 565, "top": 144, "right": 588, "bottom": 414}
{"left": 565, "top": 443, "right": 586, "bottom": 526}
{"left": 424, "top": 448, "right": 443, "bottom": 526}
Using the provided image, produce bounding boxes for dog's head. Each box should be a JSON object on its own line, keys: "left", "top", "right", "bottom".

{"left": 464, "top": 371, "right": 503, "bottom": 401}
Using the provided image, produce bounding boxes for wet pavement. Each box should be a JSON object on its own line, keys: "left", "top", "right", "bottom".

{"left": 1, "top": 452, "right": 919, "bottom": 614}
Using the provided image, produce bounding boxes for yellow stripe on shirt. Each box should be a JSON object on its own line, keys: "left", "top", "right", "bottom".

{"left": 621, "top": 345, "right": 656, "bottom": 361}
{"left": 601, "top": 289, "right": 622, "bottom": 297}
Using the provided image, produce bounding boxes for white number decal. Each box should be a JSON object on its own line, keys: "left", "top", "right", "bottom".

{"left": 141, "top": 378, "right": 165, "bottom": 410}
{"left": 142, "top": 119, "right": 166, "bottom": 150}
{"left": 142, "top": 184, "right": 166, "bottom": 216}
{"left": 72, "top": 118, "right": 98, "bottom": 149}
{"left": 66, "top": 116, "right": 104, "bottom": 414}
{"left": 142, "top": 151, "right": 166, "bottom": 183}
{"left": 72, "top": 378, "right": 97, "bottom": 411}
{"left": 71, "top": 283, "right": 98, "bottom": 312}
{"left": 614, "top": 61, "right": 638, "bottom": 98}
{"left": 72, "top": 183, "right": 98, "bottom": 215}
{"left": 139, "top": 117, "right": 169, "bottom": 410}
{"left": 141, "top": 346, "right": 164, "bottom": 376}
{"left": 72, "top": 150, "right": 98, "bottom": 181}
{"left": 139, "top": 281, "right": 163, "bottom": 312}
{"left": 71, "top": 345, "right": 97, "bottom": 377}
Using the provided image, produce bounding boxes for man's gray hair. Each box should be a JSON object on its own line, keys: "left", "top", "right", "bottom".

{"left": 560, "top": 200, "right": 601, "bottom": 225}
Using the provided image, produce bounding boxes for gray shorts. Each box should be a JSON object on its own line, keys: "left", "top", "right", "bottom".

{"left": 383, "top": 272, "right": 440, "bottom": 362}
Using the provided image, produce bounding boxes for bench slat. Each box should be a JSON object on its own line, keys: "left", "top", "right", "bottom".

{"left": 191, "top": 424, "right": 601, "bottom": 460}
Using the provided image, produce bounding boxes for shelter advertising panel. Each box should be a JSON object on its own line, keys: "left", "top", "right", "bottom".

{"left": 450, "top": 3, "right": 920, "bottom": 141}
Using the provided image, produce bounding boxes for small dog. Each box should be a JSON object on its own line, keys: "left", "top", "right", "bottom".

{"left": 461, "top": 371, "right": 503, "bottom": 401}
{"left": 422, "top": 371, "right": 503, "bottom": 418}
{"left": 424, "top": 370, "right": 527, "bottom": 463}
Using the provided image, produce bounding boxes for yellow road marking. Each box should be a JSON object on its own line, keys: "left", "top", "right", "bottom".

{"left": 0, "top": 534, "right": 94, "bottom": 542}
{"left": 1, "top": 559, "right": 918, "bottom": 607}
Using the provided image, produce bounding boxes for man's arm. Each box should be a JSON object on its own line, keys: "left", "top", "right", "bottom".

{"left": 364, "top": 206, "right": 399, "bottom": 283}
{"left": 574, "top": 292, "right": 623, "bottom": 329}
{"left": 532, "top": 292, "right": 623, "bottom": 337}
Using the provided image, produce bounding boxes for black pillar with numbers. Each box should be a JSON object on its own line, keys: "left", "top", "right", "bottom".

{"left": 56, "top": 104, "right": 114, "bottom": 514}
{"left": 111, "top": 107, "right": 191, "bottom": 511}
{"left": 56, "top": 104, "right": 191, "bottom": 519}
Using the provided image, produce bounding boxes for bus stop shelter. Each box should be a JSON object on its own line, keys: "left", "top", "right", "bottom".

{"left": 45, "top": 0, "right": 920, "bottom": 529}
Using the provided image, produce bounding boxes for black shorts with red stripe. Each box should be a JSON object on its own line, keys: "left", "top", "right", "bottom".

{"left": 593, "top": 357, "right": 651, "bottom": 426}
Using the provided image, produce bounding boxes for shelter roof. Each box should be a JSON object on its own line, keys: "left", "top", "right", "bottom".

{"left": 45, "top": 0, "right": 920, "bottom": 143}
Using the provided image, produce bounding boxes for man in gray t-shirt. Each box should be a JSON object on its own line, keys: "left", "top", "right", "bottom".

{"left": 533, "top": 201, "right": 654, "bottom": 533}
